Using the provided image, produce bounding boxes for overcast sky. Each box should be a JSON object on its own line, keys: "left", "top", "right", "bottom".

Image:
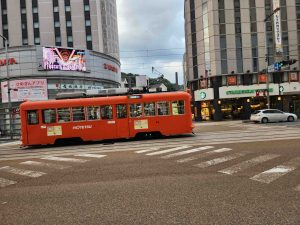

{"left": 116, "top": 0, "right": 185, "bottom": 84}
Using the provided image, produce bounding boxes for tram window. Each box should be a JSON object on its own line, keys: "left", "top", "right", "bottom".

{"left": 172, "top": 100, "right": 185, "bottom": 115}
{"left": 27, "top": 110, "right": 39, "bottom": 125}
{"left": 57, "top": 108, "right": 71, "bottom": 123}
{"left": 87, "top": 106, "right": 100, "bottom": 120}
{"left": 144, "top": 102, "right": 155, "bottom": 116}
{"left": 157, "top": 102, "right": 170, "bottom": 116}
{"left": 117, "top": 104, "right": 127, "bottom": 119}
{"left": 42, "top": 109, "right": 56, "bottom": 124}
{"left": 130, "top": 103, "right": 142, "bottom": 118}
{"left": 101, "top": 105, "right": 113, "bottom": 120}
{"left": 72, "top": 107, "right": 85, "bottom": 121}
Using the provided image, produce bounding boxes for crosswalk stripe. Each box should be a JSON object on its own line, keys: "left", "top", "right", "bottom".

{"left": 219, "top": 154, "right": 280, "bottom": 175}
{"left": 146, "top": 145, "right": 191, "bottom": 156}
{"left": 20, "top": 161, "right": 70, "bottom": 170}
{"left": 295, "top": 184, "right": 300, "bottom": 192}
{"left": 194, "top": 153, "right": 247, "bottom": 168}
{"left": 0, "top": 177, "right": 17, "bottom": 188}
{"left": 74, "top": 153, "right": 107, "bottom": 159}
{"left": 135, "top": 148, "right": 160, "bottom": 153}
{"left": 0, "top": 166, "right": 46, "bottom": 178}
{"left": 176, "top": 148, "right": 232, "bottom": 163}
{"left": 250, "top": 157, "right": 300, "bottom": 184}
{"left": 41, "top": 156, "right": 88, "bottom": 163}
{"left": 161, "top": 146, "right": 214, "bottom": 159}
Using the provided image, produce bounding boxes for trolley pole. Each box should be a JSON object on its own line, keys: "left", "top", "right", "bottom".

{"left": 0, "top": 34, "right": 13, "bottom": 139}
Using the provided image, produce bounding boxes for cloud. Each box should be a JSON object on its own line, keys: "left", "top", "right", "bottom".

{"left": 117, "top": 0, "right": 185, "bottom": 84}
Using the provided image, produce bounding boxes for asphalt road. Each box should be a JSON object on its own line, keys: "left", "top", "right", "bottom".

{"left": 0, "top": 121, "right": 299, "bottom": 225}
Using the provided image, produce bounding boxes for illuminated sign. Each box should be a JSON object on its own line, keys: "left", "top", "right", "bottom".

{"left": 0, "top": 58, "right": 17, "bottom": 66}
{"left": 104, "top": 63, "right": 118, "bottom": 73}
{"left": 43, "top": 47, "right": 86, "bottom": 71}
{"left": 227, "top": 76, "right": 237, "bottom": 85}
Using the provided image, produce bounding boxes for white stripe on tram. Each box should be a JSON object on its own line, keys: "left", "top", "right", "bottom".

{"left": 20, "top": 161, "right": 70, "bottom": 170}
{"left": 176, "top": 148, "right": 232, "bottom": 163}
{"left": 146, "top": 145, "right": 191, "bottom": 156}
{"left": 194, "top": 153, "right": 247, "bottom": 169}
{"left": 250, "top": 157, "right": 300, "bottom": 184}
{"left": 0, "top": 177, "right": 17, "bottom": 188}
{"left": 135, "top": 148, "right": 160, "bottom": 153}
{"left": 0, "top": 166, "right": 46, "bottom": 178}
{"left": 219, "top": 154, "right": 280, "bottom": 175}
{"left": 161, "top": 146, "right": 214, "bottom": 159}
{"left": 41, "top": 156, "right": 88, "bottom": 163}
{"left": 74, "top": 153, "right": 107, "bottom": 159}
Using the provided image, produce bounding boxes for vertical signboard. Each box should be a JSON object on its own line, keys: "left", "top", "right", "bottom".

{"left": 1, "top": 79, "right": 48, "bottom": 103}
{"left": 273, "top": 0, "right": 283, "bottom": 54}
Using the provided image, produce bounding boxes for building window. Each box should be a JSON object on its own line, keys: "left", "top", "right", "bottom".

{"left": 65, "top": 5, "right": 71, "bottom": 12}
{"left": 85, "top": 20, "right": 91, "bottom": 26}
{"left": 66, "top": 21, "right": 72, "bottom": 27}
{"left": 86, "top": 35, "right": 92, "bottom": 41}
{"left": 55, "top": 36, "right": 61, "bottom": 42}
{"left": 84, "top": 5, "right": 90, "bottom": 11}
{"left": 2, "top": 9, "right": 7, "bottom": 15}
{"left": 34, "top": 37, "right": 40, "bottom": 44}
{"left": 54, "top": 21, "right": 60, "bottom": 27}
{"left": 23, "top": 38, "right": 28, "bottom": 45}
{"left": 67, "top": 36, "right": 73, "bottom": 42}
{"left": 53, "top": 6, "right": 59, "bottom": 12}
{"left": 21, "top": 8, "right": 26, "bottom": 14}
{"left": 33, "top": 22, "right": 39, "bottom": 28}
{"left": 33, "top": 7, "right": 38, "bottom": 13}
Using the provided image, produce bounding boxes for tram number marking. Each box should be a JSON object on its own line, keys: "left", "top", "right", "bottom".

{"left": 134, "top": 120, "right": 148, "bottom": 130}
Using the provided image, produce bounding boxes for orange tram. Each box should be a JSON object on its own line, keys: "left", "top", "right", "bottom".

{"left": 20, "top": 91, "right": 194, "bottom": 146}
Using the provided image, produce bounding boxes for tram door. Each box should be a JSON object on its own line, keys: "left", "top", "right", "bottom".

{"left": 115, "top": 104, "right": 130, "bottom": 138}
{"left": 26, "top": 110, "right": 41, "bottom": 145}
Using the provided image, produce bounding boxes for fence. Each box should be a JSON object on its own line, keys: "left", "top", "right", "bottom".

{"left": 0, "top": 107, "right": 21, "bottom": 139}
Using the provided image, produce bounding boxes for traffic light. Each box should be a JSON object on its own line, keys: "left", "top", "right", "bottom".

{"left": 274, "top": 59, "right": 297, "bottom": 71}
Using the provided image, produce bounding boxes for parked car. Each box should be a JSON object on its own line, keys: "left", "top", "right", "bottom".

{"left": 250, "top": 109, "right": 298, "bottom": 123}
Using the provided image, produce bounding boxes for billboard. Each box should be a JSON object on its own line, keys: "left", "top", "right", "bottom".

{"left": 1, "top": 79, "right": 48, "bottom": 103}
{"left": 273, "top": 0, "right": 283, "bottom": 54}
{"left": 43, "top": 47, "right": 86, "bottom": 71}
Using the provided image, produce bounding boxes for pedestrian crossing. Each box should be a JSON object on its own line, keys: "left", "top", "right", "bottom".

{"left": 0, "top": 144, "right": 299, "bottom": 193}
{"left": 0, "top": 153, "right": 107, "bottom": 189}
{"left": 135, "top": 145, "right": 300, "bottom": 192}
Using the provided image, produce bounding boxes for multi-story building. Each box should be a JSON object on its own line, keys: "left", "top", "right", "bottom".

{"left": 0, "top": 0, "right": 120, "bottom": 135}
{"left": 184, "top": 0, "right": 300, "bottom": 121}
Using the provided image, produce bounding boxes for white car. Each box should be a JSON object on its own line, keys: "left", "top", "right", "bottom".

{"left": 250, "top": 109, "right": 298, "bottom": 123}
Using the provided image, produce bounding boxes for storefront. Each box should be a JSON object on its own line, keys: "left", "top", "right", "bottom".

{"left": 194, "top": 88, "right": 214, "bottom": 121}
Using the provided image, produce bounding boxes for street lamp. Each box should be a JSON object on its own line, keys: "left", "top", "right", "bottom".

{"left": 0, "top": 34, "right": 13, "bottom": 139}
{"left": 264, "top": 7, "right": 280, "bottom": 109}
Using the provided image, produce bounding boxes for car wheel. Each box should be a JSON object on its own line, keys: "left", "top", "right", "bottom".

{"left": 287, "top": 116, "right": 294, "bottom": 122}
{"left": 261, "top": 117, "right": 268, "bottom": 123}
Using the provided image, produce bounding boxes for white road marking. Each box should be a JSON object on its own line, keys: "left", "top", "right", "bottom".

{"left": 20, "top": 161, "right": 70, "bottom": 170}
{"left": 41, "top": 156, "right": 88, "bottom": 163}
{"left": 146, "top": 145, "right": 191, "bottom": 156}
{"left": 74, "top": 153, "right": 107, "bottom": 159}
{"left": 161, "top": 146, "right": 214, "bottom": 159}
{"left": 135, "top": 148, "right": 160, "bottom": 153}
{"left": 194, "top": 153, "right": 247, "bottom": 168}
{"left": 250, "top": 157, "right": 300, "bottom": 184}
{"left": 295, "top": 184, "right": 300, "bottom": 192}
{"left": 176, "top": 148, "right": 232, "bottom": 163}
{"left": 0, "top": 177, "right": 17, "bottom": 188}
{"left": 219, "top": 154, "right": 279, "bottom": 175}
{"left": 0, "top": 166, "right": 46, "bottom": 178}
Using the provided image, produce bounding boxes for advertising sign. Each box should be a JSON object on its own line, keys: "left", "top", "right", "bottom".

{"left": 194, "top": 88, "right": 214, "bottom": 101}
{"left": 1, "top": 79, "right": 48, "bottom": 103}
{"left": 227, "top": 76, "right": 237, "bottom": 85}
{"left": 273, "top": 0, "right": 283, "bottom": 54}
{"left": 42, "top": 47, "right": 86, "bottom": 71}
